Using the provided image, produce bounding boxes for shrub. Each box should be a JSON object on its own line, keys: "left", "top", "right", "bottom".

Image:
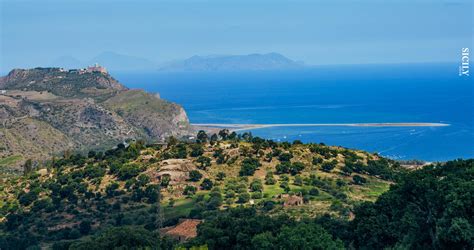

{"left": 278, "top": 153, "right": 293, "bottom": 162}
{"left": 216, "top": 172, "right": 226, "bottom": 181}
{"left": 250, "top": 179, "right": 263, "bottom": 192}
{"left": 321, "top": 160, "right": 337, "bottom": 172}
{"left": 352, "top": 175, "right": 367, "bottom": 185}
{"left": 312, "top": 157, "right": 323, "bottom": 165}
{"left": 200, "top": 178, "right": 214, "bottom": 190}
{"left": 251, "top": 192, "right": 263, "bottom": 199}
{"left": 189, "top": 170, "right": 203, "bottom": 182}
{"left": 309, "top": 188, "right": 319, "bottom": 196}
{"left": 239, "top": 158, "right": 261, "bottom": 176}
{"left": 196, "top": 156, "right": 212, "bottom": 170}
{"left": 183, "top": 185, "right": 197, "bottom": 196}
{"left": 190, "top": 144, "right": 204, "bottom": 157}
{"left": 265, "top": 176, "right": 276, "bottom": 185}
{"left": 237, "top": 192, "right": 250, "bottom": 204}
{"left": 293, "top": 175, "right": 303, "bottom": 186}
{"left": 117, "top": 164, "right": 142, "bottom": 180}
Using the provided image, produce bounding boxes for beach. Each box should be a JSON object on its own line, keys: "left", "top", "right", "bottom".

{"left": 192, "top": 122, "right": 450, "bottom": 132}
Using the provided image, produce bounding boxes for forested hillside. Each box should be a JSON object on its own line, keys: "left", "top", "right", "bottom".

{"left": 0, "top": 130, "right": 472, "bottom": 249}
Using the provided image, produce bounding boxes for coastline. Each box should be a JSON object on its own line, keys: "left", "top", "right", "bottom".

{"left": 192, "top": 122, "right": 450, "bottom": 132}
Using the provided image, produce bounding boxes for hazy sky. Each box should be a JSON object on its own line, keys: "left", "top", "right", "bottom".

{"left": 1, "top": 0, "right": 472, "bottom": 71}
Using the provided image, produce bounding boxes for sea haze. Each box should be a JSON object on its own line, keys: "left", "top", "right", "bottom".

{"left": 114, "top": 63, "right": 474, "bottom": 161}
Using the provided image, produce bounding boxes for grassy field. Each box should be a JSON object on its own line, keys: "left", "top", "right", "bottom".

{"left": 0, "top": 155, "right": 23, "bottom": 167}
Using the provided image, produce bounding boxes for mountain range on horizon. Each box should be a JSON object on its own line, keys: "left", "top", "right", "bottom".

{"left": 49, "top": 52, "right": 306, "bottom": 72}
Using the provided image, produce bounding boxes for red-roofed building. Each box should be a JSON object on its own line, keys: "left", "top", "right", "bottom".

{"left": 160, "top": 219, "right": 202, "bottom": 242}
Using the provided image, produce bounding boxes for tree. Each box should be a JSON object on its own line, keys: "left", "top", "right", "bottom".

{"left": 352, "top": 175, "right": 367, "bottom": 185}
{"left": 276, "top": 162, "right": 291, "bottom": 174}
{"left": 183, "top": 185, "right": 197, "bottom": 196}
{"left": 278, "top": 153, "right": 293, "bottom": 162}
{"left": 216, "top": 172, "right": 226, "bottom": 181}
{"left": 174, "top": 144, "right": 188, "bottom": 159}
{"left": 218, "top": 129, "right": 230, "bottom": 140}
{"left": 69, "top": 226, "right": 162, "bottom": 249}
{"left": 290, "top": 162, "right": 305, "bottom": 175}
{"left": 276, "top": 162, "right": 305, "bottom": 175}
{"left": 200, "top": 178, "right": 213, "bottom": 190}
{"left": 265, "top": 171, "right": 276, "bottom": 185}
{"left": 251, "top": 232, "right": 276, "bottom": 249}
{"left": 241, "top": 132, "right": 253, "bottom": 142}
{"left": 293, "top": 175, "right": 303, "bottom": 186}
{"left": 321, "top": 160, "right": 337, "bottom": 172}
{"left": 228, "top": 131, "right": 238, "bottom": 140}
{"left": 188, "top": 170, "right": 202, "bottom": 182}
{"left": 191, "top": 207, "right": 341, "bottom": 250}
{"left": 341, "top": 165, "right": 353, "bottom": 176}
{"left": 160, "top": 174, "right": 171, "bottom": 187}
{"left": 79, "top": 220, "right": 92, "bottom": 235}
{"left": 196, "top": 156, "right": 211, "bottom": 170}
{"left": 309, "top": 188, "right": 319, "bottom": 196}
{"left": 117, "top": 164, "right": 142, "bottom": 180}
{"left": 250, "top": 179, "right": 263, "bottom": 192}
{"left": 351, "top": 159, "right": 474, "bottom": 249}
{"left": 237, "top": 192, "right": 250, "bottom": 203}
{"left": 293, "top": 140, "right": 303, "bottom": 145}
{"left": 168, "top": 198, "right": 175, "bottom": 207}
{"left": 206, "top": 189, "right": 223, "bottom": 210}
{"left": 210, "top": 134, "right": 219, "bottom": 145}
{"left": 312, "top": 156, "right": 323, "bottom": 165}
{"left": 197, "top": 130, "right": 208, "bottom": 143}
{"left": 190, "top": 144, "right": 204, "bottom": 157}
{"left": 23, "top": 159, "right": 33, "bottom": 176}
{"left": 239, "top": 158, "right": 261, "bottom": 176}
{"left": 105, "top": 182, "right": 119, "bottom": 197}
{"left": 279, "top": 181, "right": 290, "bottom": 193}
{"left": 276, "top": 223, "right": 344, "bottom": 249}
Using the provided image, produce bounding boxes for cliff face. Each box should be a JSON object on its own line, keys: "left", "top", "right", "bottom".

{"left": 0, "top": 68, "right": 191, "bottom": 170}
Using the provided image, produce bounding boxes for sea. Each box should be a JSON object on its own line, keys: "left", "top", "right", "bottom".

{"left": 113, "top": 63, "right": 474, "bottom": 162}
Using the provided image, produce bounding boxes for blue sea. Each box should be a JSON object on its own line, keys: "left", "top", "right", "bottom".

{"left": 114, "top": 63, "right": 474, "bottom": 161}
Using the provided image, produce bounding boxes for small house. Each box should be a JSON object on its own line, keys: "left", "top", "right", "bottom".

{"left": 160, "top": 219, "right": 202, "bottom": 242}
{"left": 283, "top": 195, "right": 303, "bottom": 207}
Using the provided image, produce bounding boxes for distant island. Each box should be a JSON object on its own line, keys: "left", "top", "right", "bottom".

{"left": 157, "top": 53, "right": 306, "bottom": 72}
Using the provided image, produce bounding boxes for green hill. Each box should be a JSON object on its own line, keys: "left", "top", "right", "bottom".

{"left": 0, "top": 130, "right": 409, "bottom": 248}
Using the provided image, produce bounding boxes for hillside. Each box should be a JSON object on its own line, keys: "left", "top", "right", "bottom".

{"left": 0, "top": 68, "right": 191, "bottom": 171}
{"left": 0, "top": 131, "right": 406, "bottom": 248}
{"left": 158, "top": 53, "right": 305, "bottom": 72}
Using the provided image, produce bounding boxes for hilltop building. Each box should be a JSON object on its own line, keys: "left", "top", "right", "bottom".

{"left": 86, "top": 63, "right": 107, "bottom": 74}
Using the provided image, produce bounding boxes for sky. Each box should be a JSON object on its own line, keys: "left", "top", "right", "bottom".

{"left": 1, "top": 0, "right": 473, "bottom": 71}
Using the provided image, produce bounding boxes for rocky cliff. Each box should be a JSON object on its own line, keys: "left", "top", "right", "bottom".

{"left": 0, "top": 68, "right": 191, "bottom": 171}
